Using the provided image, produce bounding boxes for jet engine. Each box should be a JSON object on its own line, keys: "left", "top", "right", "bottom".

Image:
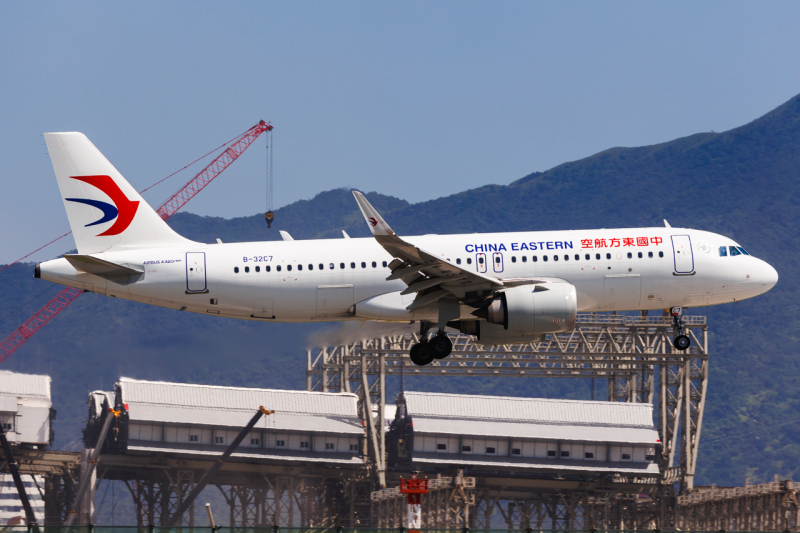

{"left": 470, "top": 282, "right": 577, "bottom": 344}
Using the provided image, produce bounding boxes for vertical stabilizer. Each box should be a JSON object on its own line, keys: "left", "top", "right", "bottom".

{"left": 44, "top": 132, "right": 196, "bottom": 254}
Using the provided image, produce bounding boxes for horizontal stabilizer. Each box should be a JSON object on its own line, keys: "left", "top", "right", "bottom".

{"left": 64, "top": 254, "right": 144, "bottom": 283}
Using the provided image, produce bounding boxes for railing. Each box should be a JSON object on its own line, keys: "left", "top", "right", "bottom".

{"left": 3, "top": 529, "right": 796, "bottom": 533}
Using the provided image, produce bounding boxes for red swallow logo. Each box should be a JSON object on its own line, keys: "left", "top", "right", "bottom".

{"left": 369, "top": 217, "right": 378, "bottom": 227}
{"left": 65, "top": 175, "right": 140, "bottom": 236}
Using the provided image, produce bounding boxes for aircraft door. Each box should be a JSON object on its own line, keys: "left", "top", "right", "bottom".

{"left": 670, "top": 235, "right": 695, "bottom": 274}
{"left": 316, "top": 285, "right": 355, "bottom": 318}
{"left": 476, "top": 253, "right": 487, "bottom": 273}
{"left": 186, "top": 252, "right": 208, "bottom": 293}
{"left": 492, "top": 252, "right": 504, "bottom": 273}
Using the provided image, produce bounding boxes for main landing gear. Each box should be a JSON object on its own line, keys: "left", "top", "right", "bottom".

{"left": 409, "top": 321, "right": 453, "bottom": 366}
{"left": 671, "top": 306, "right": 691, "bottom": 351}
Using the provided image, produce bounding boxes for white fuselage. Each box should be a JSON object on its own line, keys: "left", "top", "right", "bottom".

{"left": 38, "top": 227, "right": 777, "bottom": 323}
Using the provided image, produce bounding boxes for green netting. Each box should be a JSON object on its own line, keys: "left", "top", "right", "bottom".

{"left": 1, "top": 528, "right": 793, "bottom": 533}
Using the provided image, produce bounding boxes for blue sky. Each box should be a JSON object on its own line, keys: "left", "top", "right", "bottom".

{"left": 2, "top": 2, "right": 800, "bottom": 263}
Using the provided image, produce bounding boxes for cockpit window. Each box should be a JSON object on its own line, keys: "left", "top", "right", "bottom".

{"left": 738, "top": 246, "right": 750, "bottom": 255}
{"left": 719, "top": 246, "right": 727, "bottom": 257}
{"left": 729, "top": 246, "right": 741, "bottom": 257}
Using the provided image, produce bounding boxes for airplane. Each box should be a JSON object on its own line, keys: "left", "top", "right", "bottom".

{"left": 35, "top": 132, "right": 778, "bottom": 366}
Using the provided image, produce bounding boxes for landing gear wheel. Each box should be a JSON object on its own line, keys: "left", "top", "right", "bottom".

{"left": 674, "top": 334, "right": 691, "bottom": 351}
{"left": 429, "top": 333, "right": 453, "bottom": 359}
{"left": 409, "top": 342, "right": 434, "bottom": 366}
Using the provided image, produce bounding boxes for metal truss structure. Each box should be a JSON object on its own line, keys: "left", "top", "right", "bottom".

{"left": 307, "top": 311, "right": 708, "bottom": 495}
{"left": 371, "top": 472, "right": 475, "bottom": 528}
{"left": 676, "top": 478, "right": 799, "bottom": 531}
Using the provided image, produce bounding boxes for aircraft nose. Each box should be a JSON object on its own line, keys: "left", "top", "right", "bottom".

{"left": 760, "top": 261, "right": 778, "bottom": 292}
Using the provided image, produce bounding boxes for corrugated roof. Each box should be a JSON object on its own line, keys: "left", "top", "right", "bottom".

{"left": 0, "top": 371, "right": 50, "bottom": 401}
{"left": 402, "top": 391, "right": 654, "bottom": 429}
{"left": 118, "top": 378, "right": 362, "bottom": 434}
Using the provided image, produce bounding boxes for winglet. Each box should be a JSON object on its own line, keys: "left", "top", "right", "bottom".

{"left": 352, "top": 191, "right": 395, "bottom": 237}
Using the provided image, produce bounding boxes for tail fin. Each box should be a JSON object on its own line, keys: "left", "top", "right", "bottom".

{"left": 44, "top": 132, "right": 195, "bottom": 255}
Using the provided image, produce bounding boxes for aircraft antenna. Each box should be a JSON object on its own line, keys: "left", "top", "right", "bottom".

{"left": 0, "top": 121, "right": 272, "bottom": 363}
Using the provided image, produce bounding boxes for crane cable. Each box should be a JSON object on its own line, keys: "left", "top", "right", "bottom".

{"left": 265, "top": 129, "right": 275, "bottom": 228}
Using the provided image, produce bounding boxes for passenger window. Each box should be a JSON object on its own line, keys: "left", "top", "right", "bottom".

{"left": 511, "top": 256, "right": 516, "bottom": 263}
{"left": 319, "top": 263, "right": 324, "bottom": 270}
{"left": 585, "top": 254, "right": 590, "bottom": 260}
{"left": 467, "top": 258, "right": 472, "bottom": 265}
{"left": 361, "top": 262, "right": 366, "bottom": 268}
{"left": 606, "top": 253, "right": 611, "bottom": 260}
{"left": 351, "top": 262, "right": 356, "bottom": 268}
{"left": 495, "top": 256, "right": 500, "bottom": 264}
{"left": 297, "top": 264, "right": 302, "bottom": 271}
{"left": 638, "top": 252, "right": 643, "bottom": 259}
{"left": 522, "top": 256, "right": 527, "bottom": 263}
{"left": 564, "top": 255, "right": 569, "bottom": 261}
{"left": 287, "top": 265, "right": 292, "bottom": 271}
{"left": 659, "top": 251, "right": 664, "bottom": 258}
{"left": 533, "top": 256, "right": 538, "bottom": 262}
{"left": 328, "top": 263, "right": 334, "bottom": 269}
{"left": 596, "top": 253, "right": 601, "bottom": 260}
{"left": 553, "top": 255, "right": 558, "bottom": 261}
{"left": 627, "top": 252, "right": 632, "bottom": 259}
{"left": 648, "top": 252, "right": 653, "bottom": 258}
{"left": 574, "top": 254, "right": 579, "bottom": 260}
{"left": 543, "top": 255, "right": 548, "bottom": 262}
{"left": 308, "top": 264, "right": 313, "bottom": 270}
{"left": 478, "top": 257, "right": 484, "bottom": 264}
{"left": 729, "top": 246, "right": 741, "bottom": 257}
{"left": 382, "top": 261, "right": 388, "bottom": 267}
{"left": 234, "top": 267, "right": 239, "bottom": 273}
{"left": 266, "top": 266, "right": 271, "bottom": 272}
{"left": 244, "top": 266, "right": 250, "bottom": 273}
{"left": 719, "top": 246, "right": 728, "bottom": 257}
{"left": 456, "top": 258, "right": 461, "bottom": 265}
{"left": 276, "top": 266, "right": 281, "bottom": 272}
{"left": 372, "top": 261, "right": 377, "bottom": 267}
{"left": 255, "top": 266, "right": 260, "bottom": 272}
{"left": 340, "top": 263, "right": 345, "bottom": 269}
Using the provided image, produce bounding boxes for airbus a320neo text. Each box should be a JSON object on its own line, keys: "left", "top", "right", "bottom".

{"left": 36, "top": 132, "right": 778, "bottom": 365}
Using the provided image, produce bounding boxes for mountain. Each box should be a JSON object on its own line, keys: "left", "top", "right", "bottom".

{"left": 2, "top": 94, "right": 800, "bottom": 486}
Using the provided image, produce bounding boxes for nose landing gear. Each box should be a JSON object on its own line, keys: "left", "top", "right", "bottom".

{"left": 408, "top": 321, "right": 453, "bottom": 366}
{"left": 671, "top": 306, "right": 691, "bottom": 351}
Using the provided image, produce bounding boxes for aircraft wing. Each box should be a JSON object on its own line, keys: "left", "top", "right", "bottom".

{"left": 352, "top": 191, "right": 503, "bottom": 310}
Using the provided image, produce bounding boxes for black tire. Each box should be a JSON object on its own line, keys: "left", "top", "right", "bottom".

{"left": 409, "top": 342, "right": 434, "bottom": 366}
{"left": 674, "top": 335, "right": 691, "bottom": 351}
{"left": 429, "top": 333, "right": 453, "bottom": 359}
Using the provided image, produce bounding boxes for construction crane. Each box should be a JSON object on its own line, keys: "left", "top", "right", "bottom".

{"left": 0, "top": 121, "right": 272, "bottom": 363}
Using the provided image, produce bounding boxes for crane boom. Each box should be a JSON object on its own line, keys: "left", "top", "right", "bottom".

{"left": 0, "top": 121, "right": 272, "bottom": 363}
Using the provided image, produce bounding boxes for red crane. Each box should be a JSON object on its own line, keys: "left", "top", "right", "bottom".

{"left": 0, "top": 120, "right": 273, "bottom": 363}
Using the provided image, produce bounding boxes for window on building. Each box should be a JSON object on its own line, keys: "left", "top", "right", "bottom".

{"left": 276, "top": 440, "right": 286, "bottom": 447}
{"left": 350, "top": 443, "right": 359, "bottom": 451}
{"left": 621, "top": 453, "right": 631, "bottom": 461}
{"left": 2, "top": 423, "right": 12, "bottom": 431}
{"left": 461, "top": 445, "right": 472, "bottom": 452}
{"left": 189, "top": 435, "right": 198, "bottom": 442}
{"left": 584, "top": 452, "right": 594, "bottom": 459}
{"left": 436, "top": 443, "right": 447, "bottom": 451}
{"left": 300, "top": 441, "right": 310, "bottom": 449}
{"left": 645, "top": 454, "right": 656, "bottom": 461}
{"left": 547, "top": 450, "right": 557, "bottom": 457}
{"left": 511, "top": 448, "right": 521, "bottom": 456}
{"left": 215, "top": 436, "right": 225, "bottom": 444}
{"left": 325, "top": 442, "right": 335, "bottom": 450}
{"left": 560, "top": 450, "right": 570, "bottom": 458}
{"left": 250, "top": 438, "right": 260, "bottom": 445}
{"left": 485, "top": 447, "right": 496, "bottom": 454}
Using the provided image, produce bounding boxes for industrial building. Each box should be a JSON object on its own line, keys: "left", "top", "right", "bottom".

{"left": 0, "top": 370, "right": 53, "bottom": 448}
{"left": 0, "top": 474, "right": 44, "bottom": 525}
{"left": 87, "top": 377, "right": 364, "bottom": 465}
{"left": 387, "top": 391, "right": 659, "bottom": 476}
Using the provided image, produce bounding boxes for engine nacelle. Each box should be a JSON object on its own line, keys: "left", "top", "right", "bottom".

{"left": 485, "top": 283, "right": 577, "bottom": 334}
